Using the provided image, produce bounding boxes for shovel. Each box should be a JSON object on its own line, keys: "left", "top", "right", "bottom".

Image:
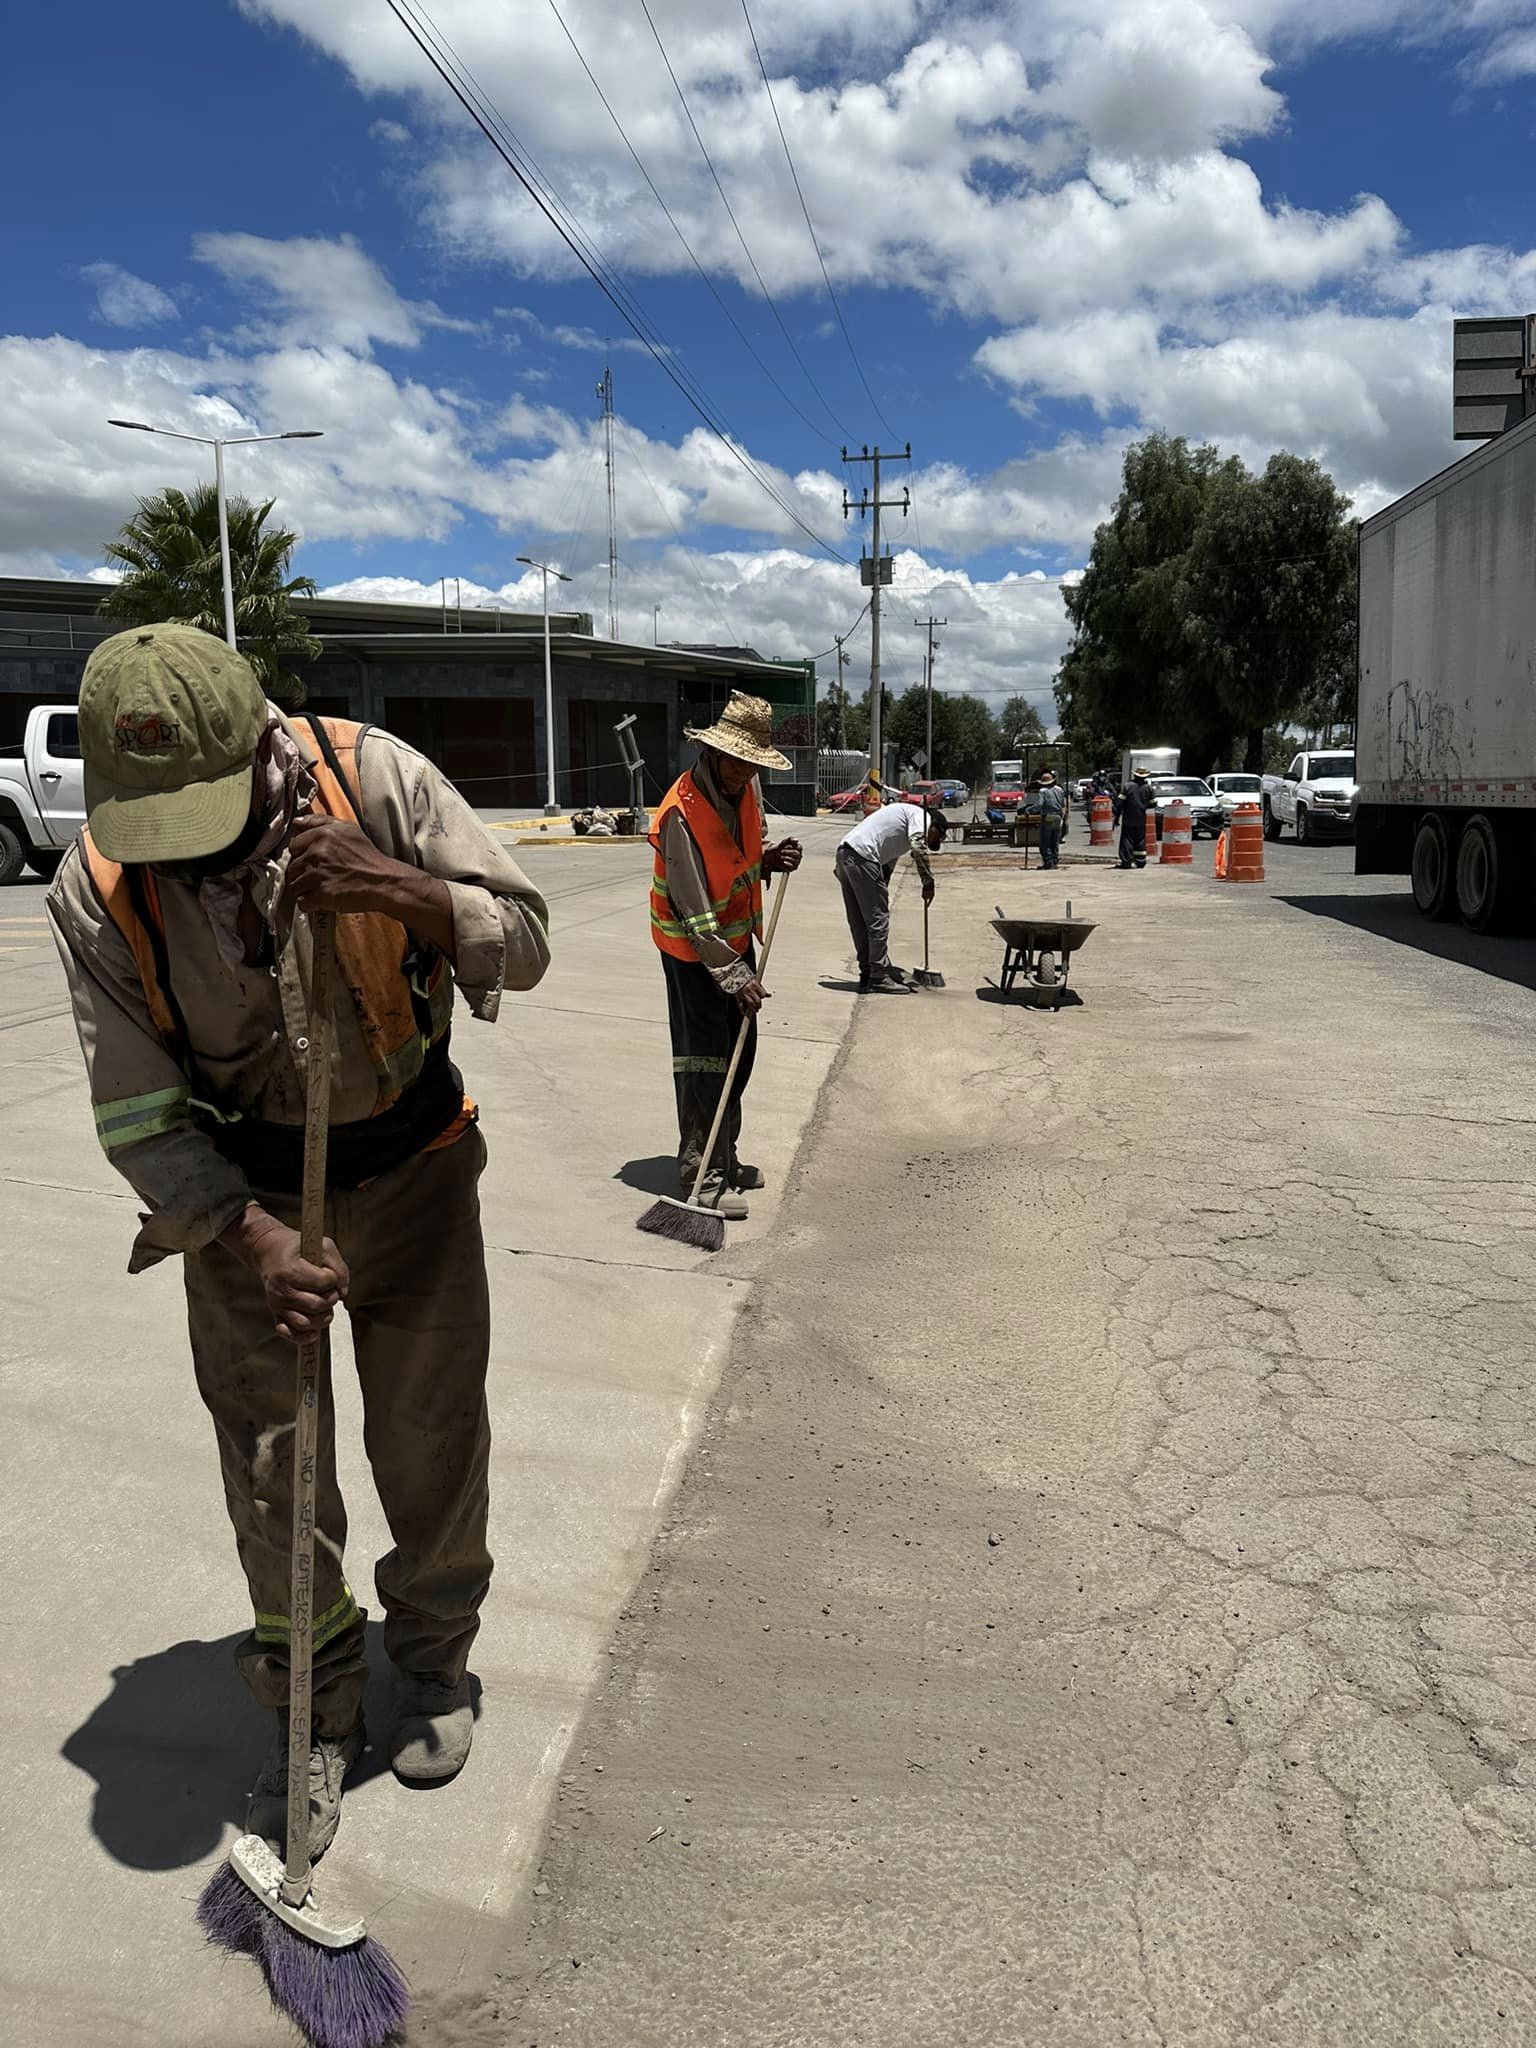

{"left": 912, "top": 896, "right": 945, "bottom": 988}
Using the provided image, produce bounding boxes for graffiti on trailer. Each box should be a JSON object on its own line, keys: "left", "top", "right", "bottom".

{"left": 1386, "top": 681, "right": 1462, "bottom": 787}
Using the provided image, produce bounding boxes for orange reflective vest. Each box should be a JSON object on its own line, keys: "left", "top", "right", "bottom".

{"left": 80, "top": 717, "right": 456, "bottom": 1119}
{"left": 648, "top": 771, "right": 763, "bottom": 961}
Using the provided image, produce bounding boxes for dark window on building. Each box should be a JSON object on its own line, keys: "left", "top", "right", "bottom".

{"left": 384, "top": 694, "right": 536, "bottom": 808}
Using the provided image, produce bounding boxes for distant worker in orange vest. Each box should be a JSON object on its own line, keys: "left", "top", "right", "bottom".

{"left": 649, "top": 692, "right": 802, "bottom": 1219}
{"left": 46, "top": 621, "right": 551, "bottom": 1863}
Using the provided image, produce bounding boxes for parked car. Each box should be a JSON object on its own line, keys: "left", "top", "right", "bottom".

{"left": 1148, "top": 774, "right": 1224, "bottom": 839}
{"left": 1208, "top": 771, "right": 1264, "bottom": 820}
{"left": 825, "top": 785, "right": 866, "bottom": 813}
{"left": 0, "top": 705, "right": 83, "bottom": 884}
{"left": 903, "top": 780, "right": 944, "bottom": 810}
{"left": 939, "top": 780, "right": 968, "bottom": 806}
{"left": 1262, "top": 749, "right": 1358, "bottom": 843}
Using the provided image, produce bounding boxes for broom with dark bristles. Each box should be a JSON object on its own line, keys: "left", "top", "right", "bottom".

{"left": 638, "top": 871, "right": 793, "bottom": 1251}
{"left": 196, "top": 911, "right": 409, "bottom": 2048}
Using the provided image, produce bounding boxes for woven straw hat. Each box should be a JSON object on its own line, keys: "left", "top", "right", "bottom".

{"left": 685, "top": 691, "right": 791, "bottom": 772}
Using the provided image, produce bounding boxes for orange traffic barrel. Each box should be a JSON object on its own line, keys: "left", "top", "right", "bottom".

{"left": 1089, "top": 793, "right": 1113, "bottom": 845}
{"left": 1214, "top": 828, "right": 1229, "bottom": 879}
{"left": 1143, "top": 807, "right": 1158, "bottom": 863}
{"left": 1223, "top": 802, "right": 1265, "bottom": 882}
{"left": 1159, "top": 800, "right": 1193, "bottom": 864}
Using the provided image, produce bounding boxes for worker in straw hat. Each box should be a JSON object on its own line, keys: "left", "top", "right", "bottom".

{"left": 1035, "top": 769, "right": 1067, "bottom": 871}
{"left": 648, "top": 691, "right": 802, "bottom": 1218}
{"left": 45, "top": 621, "right": 551, "bottom": 1863}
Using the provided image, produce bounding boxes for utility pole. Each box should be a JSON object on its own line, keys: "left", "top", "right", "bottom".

{"left": 834, "top": 633, "right": 848, "bottom": 750}
{"left": 842, "top": 443, "right": 911, "bottom": 786}
{"left": 596, "top": 364, "right": 618, "bottom": 639}
{"left": 914, "top": 612, "right": 946, "bottom": 774}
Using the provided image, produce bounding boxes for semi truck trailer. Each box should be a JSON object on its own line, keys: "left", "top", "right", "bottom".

{"left": 1355, "top": 412, "right": 1536, "bottom": 932}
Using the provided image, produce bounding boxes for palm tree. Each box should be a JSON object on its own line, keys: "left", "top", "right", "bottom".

{"left": 99, "top": 483, "right": 320, "bottom": 706}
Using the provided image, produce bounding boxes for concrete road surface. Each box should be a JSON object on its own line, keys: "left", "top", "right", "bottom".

{"left": 0, "top": 818, "right": 857, "bottom": 2047}
{"left": 490, "top": 837, "right": 1536, "bottom": 2048}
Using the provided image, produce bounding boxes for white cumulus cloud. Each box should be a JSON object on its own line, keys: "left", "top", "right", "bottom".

{"left": 83, "top": 263, "right": 179, "bottom": 328}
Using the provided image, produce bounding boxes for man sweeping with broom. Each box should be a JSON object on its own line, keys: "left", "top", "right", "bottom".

{"left": 47, "top": 623, "right": 550, "bottom": 2038}
{"left": 646, "top": 691, "right": 801, "bottom": 1222}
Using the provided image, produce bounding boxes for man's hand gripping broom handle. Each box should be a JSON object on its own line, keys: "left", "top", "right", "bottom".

{"left": 684, "top": 873, "right": 791, "bottom": 1210}
{"left": 282, "top": 910, "right": 336, "bottom": 1907}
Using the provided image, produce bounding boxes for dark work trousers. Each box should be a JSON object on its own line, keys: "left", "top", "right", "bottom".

{"left": 835, "top": 844, "right": 893, "bottom": 975}
{"left": 1118, "top": 823, "right": 1147, "bottom": 868}
{"left": 184, "top": 1128, "right": 493, "bottom": 1737}
{"left": 1038, "top": 820, "right": 1062, "bottom": 869}
{"left": 661, "top": 946, "right": 758, "bottom": 1192}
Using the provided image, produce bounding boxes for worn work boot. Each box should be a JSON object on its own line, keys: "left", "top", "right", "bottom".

{"left": 697, "top": 1175, "right": 749, "bottom": 1219}
{"left": 730, "top": 1161, "right": 766, "bottom": 1191}
{"left": 391, "top": 1673, "right": 475, "bottom": 1784}
{"left": 247, "top": 1716, "right": 364, "bottom": 1861}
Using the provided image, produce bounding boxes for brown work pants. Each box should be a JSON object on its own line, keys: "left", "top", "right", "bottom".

{"left": 185, "top": 1128, "right": 493, "bottom": 1737}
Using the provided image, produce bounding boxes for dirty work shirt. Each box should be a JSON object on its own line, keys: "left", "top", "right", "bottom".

{"left": 657, "top": 753, "right": 757, "bottom": 998}
{"left": 47, "top": 714, "right": 551, "bottom": 1271}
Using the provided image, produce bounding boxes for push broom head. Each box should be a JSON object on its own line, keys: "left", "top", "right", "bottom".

{"left": 635, "top": 1193, "right": 727, "bottom": 1251}
{"left": 197, "top": 1836, "right": 409, "bottom": 2048}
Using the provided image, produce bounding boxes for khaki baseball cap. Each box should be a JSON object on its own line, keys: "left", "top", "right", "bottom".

{"left": 80, "top": 623, "right": 268, "bottom": 862}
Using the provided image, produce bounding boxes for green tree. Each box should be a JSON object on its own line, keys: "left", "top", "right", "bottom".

{"left": 994, "top": 694, "right": 1047, "bottom": 752}
{"left": 946, "top": 693, "right": 999, "bottom": 782}
{"left": 100, "top": 483, "right": 320, "bottom": 707}
{"left": 1055, "top": 433, "right": 1356, "bottom": 775}
{"left": 887, "top": 686, "right": 998, "bottom": 782}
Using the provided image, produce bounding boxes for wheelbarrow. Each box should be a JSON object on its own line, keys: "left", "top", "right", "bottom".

{"left": 990, "top": 904, "right": 1097, "bottom": 1010}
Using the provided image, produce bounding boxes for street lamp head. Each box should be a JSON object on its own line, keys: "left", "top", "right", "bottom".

{"left": 280, "top": 430, "right": 323, "bottom": 439}
{"left": 516, "top": 555, "right": 534, "bottom": 566}
{"left": 108, "top": 419, "right": 153, "bottom": 431}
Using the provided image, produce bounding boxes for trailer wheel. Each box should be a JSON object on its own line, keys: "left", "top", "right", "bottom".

{"left": 1262, "top": 798, "right": 1282, "bottom": 842}
{"left": 1454, "top": 814, "right": 1507, "bottom": 934}
{"left": 1410, "top": 813, "right": 1455, "bottom": 920}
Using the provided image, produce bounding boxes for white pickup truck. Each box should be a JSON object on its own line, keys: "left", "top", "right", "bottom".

{"left": 1261, "top": 747, "right": 1358, "bottom": 844}
{"left": 0, "top": 705, "right": 86, "bottom": 884}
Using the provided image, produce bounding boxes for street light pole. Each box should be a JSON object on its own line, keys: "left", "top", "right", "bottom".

{"left": 107, "top": 420, "right": 323, "bottom": 653}
{"left": 653, "top": 603, "right": 662, "bottom": 645}
{"left": 518, "top": 553, "right": 573, "bottom": 815}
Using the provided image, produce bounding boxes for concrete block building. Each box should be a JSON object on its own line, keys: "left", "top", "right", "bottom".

{"left": 0, "top": 579, "right": 818, "bottom": 815}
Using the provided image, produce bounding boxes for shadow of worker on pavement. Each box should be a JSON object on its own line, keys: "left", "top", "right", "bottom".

{"left": 61, "top": 1621, "right": 400, "bottom": 1870}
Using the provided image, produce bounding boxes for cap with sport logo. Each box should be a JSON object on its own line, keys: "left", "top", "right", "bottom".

{"left": 79, "top": 622, "right": 269, "bottom": 862}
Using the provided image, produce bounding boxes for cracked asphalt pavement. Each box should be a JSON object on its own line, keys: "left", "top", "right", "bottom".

{"left": 458, "top": 840, "right": 1536, "bottom": 2048}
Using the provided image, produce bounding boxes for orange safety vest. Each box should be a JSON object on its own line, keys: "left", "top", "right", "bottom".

{"left": 648, "top": 771, "right": 763, "bottom": 962}
{"left": 80, "top": 717, "right": 457, "bottom": 1120}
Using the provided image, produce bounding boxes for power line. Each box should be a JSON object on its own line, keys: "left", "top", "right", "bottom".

{"left": 739, "top": 0, "right": 897, "bottom": 441}
{"left": 636, "top": 0, "right": 852, "bottom": 443}
{"left": 804, "top": 598, "right": 871, "bottom": 664}
{"left": 541, "top": 0, "right": 836, "bottom": 447}
{"left": 383, "top": 0, "right": 849, "bottom": 564}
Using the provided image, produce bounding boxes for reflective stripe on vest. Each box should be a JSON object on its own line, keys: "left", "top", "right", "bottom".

{"left": 647, "top": 772, "right": 764, "bottom": 962}
{"left": 80, "top": 717, "right": 453, "bottom": 1135}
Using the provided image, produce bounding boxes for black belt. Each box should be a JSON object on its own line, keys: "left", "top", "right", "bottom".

{"left": 199, "top": 1036, "right": 470, "bottom": 1194}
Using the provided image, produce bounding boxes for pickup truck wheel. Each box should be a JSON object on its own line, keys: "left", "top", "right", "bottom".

{"left": 1262, "top": 798, "right": 1282, "bottom": 842}
{"left": 25, "top": 849, "right": 62, "bottom": 881}
{"left": 1455, "top": 814, "right": 1507, "bottom": 934}
{"left": 0, "top": 821, "right": 26, "bottom": 887}
{"left": 1410, "top": 813, "right": 1455, "bottom": 920}
{"left": 1294, "top": 804, "right": 1310, "bottom": 846}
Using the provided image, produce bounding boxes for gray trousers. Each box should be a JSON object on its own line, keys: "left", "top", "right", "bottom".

{"left": 835, "top": 844, "right": 892, "bottom": 975}
{"left": 1039, "top": 821, "right": 1062, "bottom": 869}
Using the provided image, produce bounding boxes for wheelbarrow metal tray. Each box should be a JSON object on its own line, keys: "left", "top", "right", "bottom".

{"left": 990, "top": 916, "right": 1097, "bottom": 953}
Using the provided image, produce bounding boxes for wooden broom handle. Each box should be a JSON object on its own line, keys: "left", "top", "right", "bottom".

{"left": 282, "top": 910, "right": 336, "bottom": 1901}
{"left": 685, "top": 872, "right": 791, "bottom": 1208}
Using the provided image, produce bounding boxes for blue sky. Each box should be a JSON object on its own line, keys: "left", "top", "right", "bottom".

{"left": 2, "top": 0, "right": 1533, "bottom": 708}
